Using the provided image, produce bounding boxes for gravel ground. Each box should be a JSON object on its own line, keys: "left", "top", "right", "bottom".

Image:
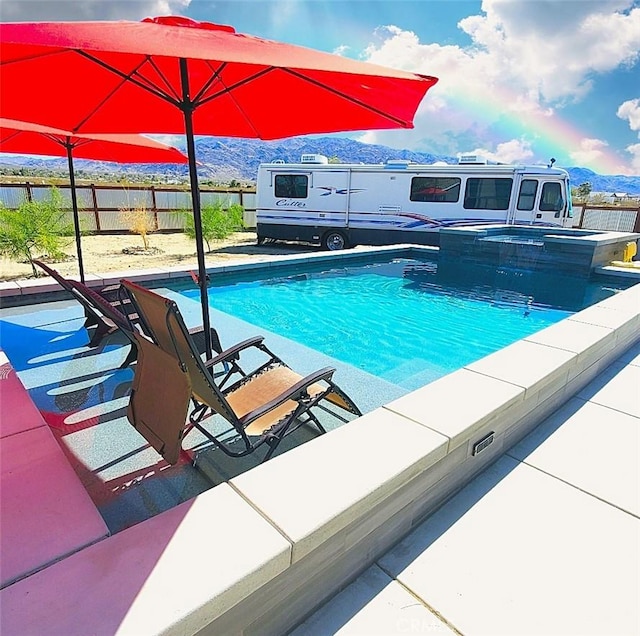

{"left": 0, "top": 230, "right": 319, "bottom": 282}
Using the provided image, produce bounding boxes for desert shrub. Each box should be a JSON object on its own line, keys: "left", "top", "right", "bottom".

{"left": 0, "top": 188, "right": 73, "bottom": 276}
{"left": 182, "top": 201, "right": 244, "bottom": 251}
{"left": 120, "top": 204, "right": 156, "bottom": 249}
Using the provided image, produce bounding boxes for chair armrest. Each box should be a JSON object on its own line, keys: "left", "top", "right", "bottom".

{"left": 188, "top": 326, "right": 223, "bottom": 356}
{"left": 238, "top": 366, "right": 336, "bottom": 426}
{"left": 204, "top": 336, "right": 265, "bottom": 367}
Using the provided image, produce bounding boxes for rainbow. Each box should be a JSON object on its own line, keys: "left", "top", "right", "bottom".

{"left": 446, "top": 85, "right": 631, "bottom": 175}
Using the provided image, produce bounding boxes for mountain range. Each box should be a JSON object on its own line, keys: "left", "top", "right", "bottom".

{"left": 2, "top": 136, "right": 639, "bottom": 195}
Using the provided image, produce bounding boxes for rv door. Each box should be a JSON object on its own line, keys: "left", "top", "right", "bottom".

{"left": 513, "top": 176, "right": 566, "bottom": 226}
{"left": 308, "top": 169, "right": 350, "bottom": 228}
{"left": 536, "top": 180, "right": 566, "bottom": 226}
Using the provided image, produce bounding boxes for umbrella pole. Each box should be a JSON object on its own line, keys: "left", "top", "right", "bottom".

{"left": 65, "top": 143, "right": 85, "bottom": 282}
{"left": 180, "top": 58, "right": 213, "bottom": 359}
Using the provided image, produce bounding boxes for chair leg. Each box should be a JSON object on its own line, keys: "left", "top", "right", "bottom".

{"left": 262, "top": 435, "right": 282, "bottom": 462}
{"left": 87, "top": 320, "right": 114, "bottom": 347}
{"left": 84, "top": 313, "right": 99, "bottom": 329}
{"left": 119, "top": 345, "right": 138, "bottom": 369}
{"left": 313, "top": 416, "right": 327, "bottom": 435}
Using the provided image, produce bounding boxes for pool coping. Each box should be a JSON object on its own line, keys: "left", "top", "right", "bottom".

{"left": 0, "top": 244, "right": 437, "bottom": 302}
{"left": 1, "top": 246, "right": 639, "bottom": 635}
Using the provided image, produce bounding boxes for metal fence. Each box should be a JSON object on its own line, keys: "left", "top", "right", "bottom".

{"left": 3, "top": 182, "right": 638, "bottom": 235}
{"left": 571, "top": 204, "right": 640, "bottom": 232}
{"left": 0, "top": 182, "right": 258, "bottom": 230}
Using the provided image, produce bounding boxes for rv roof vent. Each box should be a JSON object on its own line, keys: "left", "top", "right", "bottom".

{"left": 272, "top": 159, "right": 285, "bottom": 164}
{"left": 300, "top": 154, "right": 329, "bottom": 164}
{"left": 384, "top": 159, "right": 411, "bottom": 169}
{"left": 458, "top": 154, "right": 488, "bottom": 165}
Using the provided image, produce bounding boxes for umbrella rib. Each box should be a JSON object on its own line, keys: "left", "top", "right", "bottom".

{"left": 41, "top": 133, "right": 67, "bottom": 149}
{"left": 143, "top": 57, "right": 183, "bottom": 103}
{"left": 2, "top": 130, "right": 21, "bottom": 144}
{"left": 185, "top": 59, "right": 268, "bottom": 138}
{"left": 196, "top": 66, "right": 412, "bottom": 129}
{"left": 74, "top": 50, "right": 183, "bottom": 126}
{"left": 196, "top": 66, "right": 273, "bottom": 108}
{"left": 283, "top": 68, "right": 412, "bottom": 127}
{"left": 191, "top": 60, "right": 228, "bottom": 105}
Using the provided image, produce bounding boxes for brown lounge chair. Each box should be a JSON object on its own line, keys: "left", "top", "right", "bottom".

{"left": 33, "top": 259, "right": 126, "bottom": 343}
{"left": 121, "top": 279, "right": 362, "bottom": 464}
{"left": 32, "top": 260, "right": 222, "bottom": 367}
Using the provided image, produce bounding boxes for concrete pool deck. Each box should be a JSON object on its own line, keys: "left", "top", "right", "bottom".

{"left": 0, "top": 245, "right": 639, "bottom": 635}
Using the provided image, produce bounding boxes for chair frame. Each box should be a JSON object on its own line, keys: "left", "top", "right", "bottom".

{"left": 121, "top": 279, "right": 362, "bottom": 463}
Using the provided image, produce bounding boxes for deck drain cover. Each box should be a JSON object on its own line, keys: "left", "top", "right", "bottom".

{"left": 472, "top": 431, "right": 495, "bottom": 456}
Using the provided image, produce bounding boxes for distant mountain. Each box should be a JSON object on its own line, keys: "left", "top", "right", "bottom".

{"left": 561, "top": 166, "right": 640, "bottom": 196}
{"left": 2, "top": 136, "right": 639, "bottom": 194}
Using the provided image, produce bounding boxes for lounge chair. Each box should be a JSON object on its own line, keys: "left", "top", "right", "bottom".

{"left": 121, "top": 279, "right": 362, "bottom": 464}
{"left": 67, "top": 279, "right": 140, "bottom": 367}
{"left": 33, "top": 260, "right": 222, "bottom": 367}
{"left": 33, "top": 259, "right": 124, "bottom": 339}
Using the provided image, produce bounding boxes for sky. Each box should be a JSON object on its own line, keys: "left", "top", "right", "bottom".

{"left": 1, "top": 0, "right": 640, "bottom": 176}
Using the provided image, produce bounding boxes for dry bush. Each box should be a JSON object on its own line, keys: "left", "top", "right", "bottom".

{"left": 119, "top": 204, "right": 156, "bottom": 249}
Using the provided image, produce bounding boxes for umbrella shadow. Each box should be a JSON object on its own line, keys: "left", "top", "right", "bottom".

{"left": 206, "top": 241, "right": 321, "bottom": 257}
{"left": 1, "top": 314, "right": 141, "bottom": 469}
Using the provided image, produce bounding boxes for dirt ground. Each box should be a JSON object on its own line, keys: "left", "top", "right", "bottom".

{"left": 0, "top": 230, "right": 319, "bottom": 282}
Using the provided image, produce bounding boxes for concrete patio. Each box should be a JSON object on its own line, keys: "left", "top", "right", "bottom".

{"left": 0, "top": 247, "right": 638, "bottom": 635}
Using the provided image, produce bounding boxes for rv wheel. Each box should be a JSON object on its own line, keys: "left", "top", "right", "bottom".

{"left": 323, "top": 231, "right": 348, "bottom": 251}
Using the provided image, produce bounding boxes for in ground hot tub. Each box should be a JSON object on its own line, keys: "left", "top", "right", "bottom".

{"left": 438, "top": 224, "right": 640, "bottom": 277}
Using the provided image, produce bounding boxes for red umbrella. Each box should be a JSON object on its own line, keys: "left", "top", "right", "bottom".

{"left": 0, "top": 118, "right": 187, "bottom": 281}
{"left": 0, "top": 15, "right": 438, "bottom": 356}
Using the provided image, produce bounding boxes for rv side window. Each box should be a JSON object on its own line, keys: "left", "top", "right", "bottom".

{"left": 539, "top": 182, "right": 563, "bottom": 215}
{"left": 410, "top": 177, "right": 460, "bottom": 202}
{"left": 274, "top": 174, "right": 308, "bottom": 198}
{"left": 464, "top": 178, "right": 512, "bottom": 210}
{"left": 517, "top": 179, "right": 538, "bottom": 211}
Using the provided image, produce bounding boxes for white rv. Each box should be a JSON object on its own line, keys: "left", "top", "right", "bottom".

{"left": 255, "top": 154, "right": 573, "bottom": 249}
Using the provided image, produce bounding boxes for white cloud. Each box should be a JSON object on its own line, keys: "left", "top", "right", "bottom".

{"left": 0, "top": 0, "right": 191, "bottom": 22}
{"left": 358, "top": 1, "right": 640, "bottom": 172}
{"left": 616, "top": 98, "right": 640, "bottom": 171}
{"left": 568, "top": 138, "right": 610, "bottom": 166}
{"left": 333, "top": 45, "right": 350, "bottom": 57}
{"left": 463, "top": 139, "right": 536, "bottom": 164}
{"left": 459, "top": 0, "right": 640, "bottom": 102}
{"left": 617, "top": 98, "right": 640, "bottom": 133}
{"left": 626, "top": 142, "right": 640, "bottom": 172}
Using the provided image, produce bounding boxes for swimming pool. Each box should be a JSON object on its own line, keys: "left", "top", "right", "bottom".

{"left": 0, "top": 248, "right": 635, "bottom": 536}
{"left": 180, "top": 258, "right": 628, "bottom": 391}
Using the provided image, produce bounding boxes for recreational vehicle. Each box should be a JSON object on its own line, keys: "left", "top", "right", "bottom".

{"left": 255, "top": 154, "right": 573, "bottom": 249}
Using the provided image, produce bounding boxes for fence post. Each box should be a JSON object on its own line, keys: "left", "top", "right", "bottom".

{"left": 150, "top": 186, "right": 159, "bottom": 230}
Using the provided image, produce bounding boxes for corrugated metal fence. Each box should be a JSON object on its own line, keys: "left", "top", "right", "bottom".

{"left": 2, "top": 182, "right": 638, "bottom": 234}
{"left": 0, "top": 182, "right": 258, "bottom": 230}
{"left": 572, "top": 204, "right": 640, "bottom": 232}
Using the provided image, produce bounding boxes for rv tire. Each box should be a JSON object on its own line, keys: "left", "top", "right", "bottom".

{"left": 323, "top": 231, "right": 348, "bottom": 251}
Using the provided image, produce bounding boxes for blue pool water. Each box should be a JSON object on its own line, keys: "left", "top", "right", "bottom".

{"left": 181, "top": 258, "right": 623, "bottom": 391}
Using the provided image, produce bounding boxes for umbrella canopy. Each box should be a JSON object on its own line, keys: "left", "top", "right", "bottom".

{"left": 0, "top": 119, "right": 188, "bottom": 163}
{"left": 0, "top": 15, "right": 438, "bottom": 356}
{"left": 0, "top": 118, "right": 187, "bottom": 281}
